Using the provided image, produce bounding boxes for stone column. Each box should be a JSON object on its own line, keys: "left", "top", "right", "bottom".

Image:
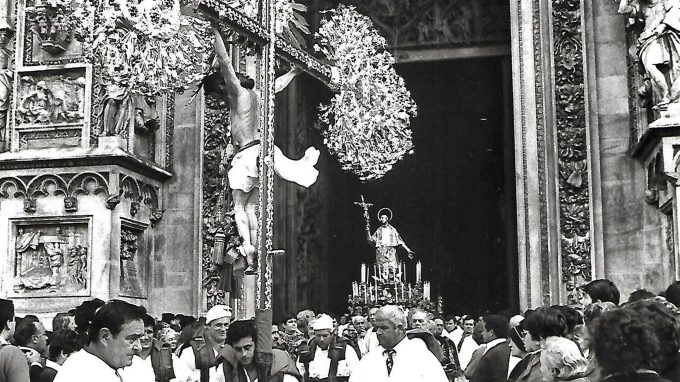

{"left": 510, "top": 0, "right": 603, "bottom": 309}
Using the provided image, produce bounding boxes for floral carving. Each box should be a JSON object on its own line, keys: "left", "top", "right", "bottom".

{"left": 202, "top": 93, "right": 241, "bottom": 308}
{"left": 552, "top": 0, "right": 591, "bottom": 303}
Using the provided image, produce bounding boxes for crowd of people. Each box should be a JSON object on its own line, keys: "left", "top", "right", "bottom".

{"left": 2, "top": 278, "right": 680, "bottom": 382}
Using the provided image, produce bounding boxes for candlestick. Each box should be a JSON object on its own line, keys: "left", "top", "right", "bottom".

{"left": 409, "top": 284, "right": 413, "bottom": 300}
{"left": 364, "top": 283, "right": 367, "bottom": 304}
{"left": 361, "top": 263, "right": 366, "bottom": 284}
{"left": 374, "top": 264, "right": 378, "bottom": 282}
{"left": 416, "top": 261, "right": 422, "bottom": 283}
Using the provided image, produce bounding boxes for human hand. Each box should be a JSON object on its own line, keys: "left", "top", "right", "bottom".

{"left": 21, "top": 348, "right": 42, "bottom": 365}
{"left": 407, "top": 251, "right": 415, "bottom": 259}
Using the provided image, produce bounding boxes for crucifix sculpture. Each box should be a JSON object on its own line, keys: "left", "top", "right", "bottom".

{"left": 187, "top": 1, "right": 337, "bottom": 379}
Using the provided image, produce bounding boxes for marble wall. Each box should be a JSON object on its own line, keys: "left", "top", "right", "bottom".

{"left": 590, "top": 1, "right": 675, "bottom": 297}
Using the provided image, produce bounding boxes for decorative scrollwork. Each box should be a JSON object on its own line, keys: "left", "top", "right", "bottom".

{"left": 552, "top": 0, "right": 592, "bottom": 303}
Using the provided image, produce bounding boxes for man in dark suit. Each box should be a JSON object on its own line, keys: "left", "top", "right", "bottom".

{"left": 469, "top": 315, "right": 510, "bottom": 382}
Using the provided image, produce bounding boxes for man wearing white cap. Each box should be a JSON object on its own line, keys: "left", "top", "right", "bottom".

{"left": 177, "top": 305, "right": 232, "bottom": 382}
{"left": 298, "top": 314, "right": 359, "bottom": 382}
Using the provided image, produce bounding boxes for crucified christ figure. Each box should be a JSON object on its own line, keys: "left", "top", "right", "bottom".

{"left": 212, "top": 26, "right": 320, "bottom": 274}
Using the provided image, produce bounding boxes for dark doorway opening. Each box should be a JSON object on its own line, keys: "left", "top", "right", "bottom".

{"left": 324, "top": 56, "right": 519, "bottom": 315}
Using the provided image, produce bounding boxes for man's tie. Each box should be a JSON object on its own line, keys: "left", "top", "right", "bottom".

{"left": 384, "top": 349, "right": 396, "bottom": 375}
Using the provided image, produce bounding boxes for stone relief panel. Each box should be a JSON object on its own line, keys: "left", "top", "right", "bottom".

{"left": 16, "top": 71, "right": 86, "bottom": 126}
{"left": 120, "top": 219, "right": 148, "bottom": 298}
{"left": 10, "top": 219, "right": 90, "bottom": 297}
{"left": 22, "top": 0, "right": 83, "bottom": 66}
{"left": 342, "top": 0, "right": 510, "bottom": 48}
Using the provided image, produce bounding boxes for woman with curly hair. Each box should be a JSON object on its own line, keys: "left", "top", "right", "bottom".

{"left": 625, "top": 299, "right": 680, "bottom": 382}
{"left": 540, "top": 336, "right": 589, "bottom": 382}
{"left": 592, "top": 308, "right": 670, "bottom": 382}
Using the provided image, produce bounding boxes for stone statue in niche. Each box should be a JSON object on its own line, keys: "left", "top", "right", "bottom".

{"left": 67, "top": 245, "right": 87, "bottom": 287}
{"left": 16, "top": 75, "right": 85, "bottom": 125}
{"left": 99, "top": 86, "right": 159, "bottom": 137}
{"left": 619, "top": 0, "right": 680, "bottom": 107}
{"left": 13, "top": 225, "right": 89, "bottom": 294}
{"left": 0, "top": 20, "right": 13, "bottom": 152}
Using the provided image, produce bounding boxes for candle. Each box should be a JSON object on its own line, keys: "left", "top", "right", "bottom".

{"left": 374, "top": 264, "right": 378, "bottom": 281}
{"left": 401, "top": 282, "right": 405, "bottom": 301}
{"left": 416, "top": 261, "right": 422, "bottom": 283}
{"left": 364, "top": 283, "right": 367, "bottom": 303}
{"left": 409, "top": 284, "right": 413, "bottom": 300}
{"left": 361, "top": 263, "right": 366, "bottom": 284}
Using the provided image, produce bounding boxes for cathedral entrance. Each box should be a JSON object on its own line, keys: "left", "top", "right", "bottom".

{"left": 320, "top": 56, "right": 518, "bottom": 315}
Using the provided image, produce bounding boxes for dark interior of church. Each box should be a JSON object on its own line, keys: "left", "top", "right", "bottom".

{"left": 312, "top": 57, "right": 520, "bottom": 316}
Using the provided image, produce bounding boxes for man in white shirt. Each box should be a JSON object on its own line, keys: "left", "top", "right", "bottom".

{"left": 297, "top": 314, "right": 359, "bottom": 381}
{"left": 54, "top": 299, "right": 146, "bottom": 382}
{"left": 177, "top": 305, "right": 232, "bottom": 382}
{"left": 456, "top": 317, "right": 479, "bottom": 370}
{"left": 349, "top": 305, "right": 447, "bottom": 382}
{"left": 352, "top": 316, "right": 371, "bottom": 357}
{"left": 361, "top": 308, "right": 379, "bottom": 355}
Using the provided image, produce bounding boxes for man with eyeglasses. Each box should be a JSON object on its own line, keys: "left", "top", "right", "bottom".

{"left": 177, "top": 305, "right": 231, "bottom": 382}
{"left": 54, "top": 299, "right": 146, "bottom": 382}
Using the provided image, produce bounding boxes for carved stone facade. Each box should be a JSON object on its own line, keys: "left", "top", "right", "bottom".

{"left": 341, "top": 0, "right": 509, "bottom": 49}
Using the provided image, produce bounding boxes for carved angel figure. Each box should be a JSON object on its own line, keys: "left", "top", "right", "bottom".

{"left": 619, "top": 0, "right": 680, "bottom": 106}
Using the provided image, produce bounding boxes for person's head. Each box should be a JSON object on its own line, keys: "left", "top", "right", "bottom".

{"left": 281, "top": 314, "right": 298, "bottom": 334}
{"left": 583, "top": 301, "right": 618, "bottom": 327}
{"left": 509, "top": 325, "right": 527, "bottom": 358}
{"left": 550, "top": 306, "right": 582, "bottom": 337}
{"left": 0, "top": 299, "right": 14, "bottom": 340}
{"left": 463, "top": 317, "right": 476, "bottom": 335}
{"left": 572, "top": 324, "right": 589, "bottom": 354}
{"left": 87, "top": 300, "right": 146, "bottom": 369}
{"left": 433, "top": 318, "right": 445, "bottom": 337}
{"left": 540, "top": 336, "right": 588, "bottom": 382}
{"left": 471, "top": 319, "right": 485, "bottom": 344}
{"left": 351, "top": 315, "right": 367, "bottom": 333}
{"left": 481, "top": 314, "right": 509, "bottom": 343}
{"left": 14, "top": 317, "right": 47, "bottom": 355}
{"left": 625, "top": 299, "right": 680, "bottom": 370}
{"left": 159, "top": 327, "right": 178, "bottom": 350}
{"left": 374, "top": 305, "right": 407, "bottom": 349}
{"left": 53, "top": 312, "right": 76, "bottom": 332}
{"left": 444, "top": 316, "right": 457, "bottom": 333}
{"left": 48, "top": 329, "right": 82, "bottom": 365}
{"left": 665, "top": 281, "right": 680, "bottom": 308}
{"left": 204, "top": 305, "right": 232, "bottom": 345}
{"left": 161, "top": 313, "right": 175, "bottom": 325}
{"left": 226, "top": 320, "right": 257, "bottom": 366}
{"left": 271, "top": 325, "right": 281, "bottom": 344}
{"left": 343, "top": 324, "right": 357, "bottom": 341}
{"left": 410, "top": 310, "right": 428, "bottom": 329}
{"left": 313, "top": 314, "right": 335, "bottom": 350}
{"left": 140, "top": 314, "right": 155, "bottom": 350}
{"left": 379, "top": 215, "right": 389, "bottom": 224}
{"left": 522, "top": 307, "right": 568, "bottom": 345}
{"left": 592, "top": 308, "right": 663, "bottom": 376}
{"left": 628, "top": 289, "right": 657, "bottom": 303}
{"left": 582, "top": 279, "right": 620, "bottom": 306}
{"left": 368, "top": 307, "right": 378, "bottom": 324}
{"left": 74, "top": 298, "right": 105, "bottom": 334}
